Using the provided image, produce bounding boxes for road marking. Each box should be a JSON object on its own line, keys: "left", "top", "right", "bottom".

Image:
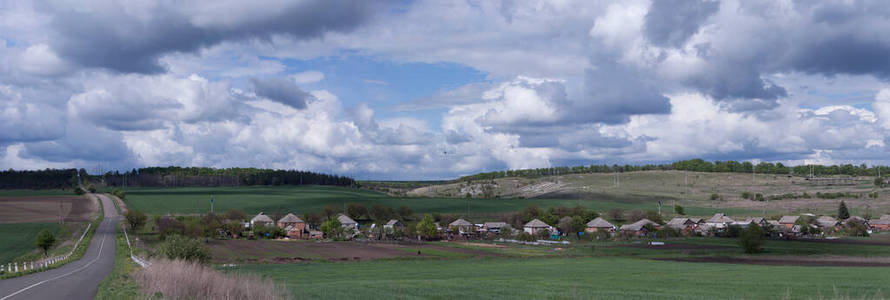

{"left": 1, "top": 219, "right": 110, "bottom": 300}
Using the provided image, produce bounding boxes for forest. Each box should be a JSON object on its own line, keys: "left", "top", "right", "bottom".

{"left": 458, "top": 159, "right": 889, "bottom": 181}
{"left": 0, "top": 167, "right": 353, "bottom": 189}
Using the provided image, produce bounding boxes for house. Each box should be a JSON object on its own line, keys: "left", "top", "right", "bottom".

{"left": 383, "top": 219, "right": 404, "bottom": 232}
{"left": 619, "top": 218, "right": 661, "bottom": 236}
{"left": 666, "top": 218, "right": 697, "bottom": 233}
{"left": 337, "top": 214, "right": 358, "bottom": 229}
{"left": 706, "top": 213, "right": 735, "bottom": 229}
{"left": 278, "top": 213, "right": 304, "bottom": 228}
{"left": 778, "top": 216, "right": 800, "bottom": 230}
{"left": 744, "top": 217, "right": 769, "bottom": 228}
{"left": 250, "top": 212, "right": 274, "bottom": 228}
{"left": 845, "top": 216, "right": 869, "bottom": 227}
{"left": 523, "top": 219, "right": 552, "bottom": 234}
{"left": 815, "top": 216, "right": 840, "bottom": 230}
{"left": 868, "top": 218, "right": 890, "bottom": 231}
{"left": 482, "top": 222, "right": 508, "bottom": 234}
{"left": 449, "top": 219, "right": 475, "bottom": 234}
{"left": 585, "top": 217, "right": 616, "bottom": 233}
{"left": 278, "top": 214, "right": 305, "bottom": 238}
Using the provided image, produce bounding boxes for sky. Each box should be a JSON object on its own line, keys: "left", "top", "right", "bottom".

{"left": 2, "top": 0, "right": 890, "bottom": 180}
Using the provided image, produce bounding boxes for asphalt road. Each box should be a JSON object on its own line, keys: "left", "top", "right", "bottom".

{"left": 0, "top": 194, "right": 119, "bottom": 300}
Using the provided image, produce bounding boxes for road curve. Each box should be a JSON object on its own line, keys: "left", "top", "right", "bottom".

{"left": 0, "top": 194, "right": 120, "bottom": 300}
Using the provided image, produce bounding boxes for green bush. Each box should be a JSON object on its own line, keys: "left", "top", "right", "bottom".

{"left": 74, "top": 187, "right": 86, "bottom": 195}
{"left": 754, "top": 193, "right": 764, "bottom": 202}
{"left": 253, "top": 225, "right": 285, "bottom": 239}
{"left": 36, "top": 229, "right": 56, "bottom": 256}
{"left": 741, "top": 191, "right": 751, "bottom": 199}
{"left": 124, "top": 210, "right": 147, "bottom": 231}
{"left": 157, "top": 235, "right": 211, "bottom": 263}
{"left": 738, "top": 224, "right": 765, "bottom": 254}
{"left": 709, "top": 193, "right": 719, "bottom": 201}
{"left": 517, "top": 232, "right": 535, "bottom": 242}
{"left": 674, "top": 205, "right": 685, "bottom": 215}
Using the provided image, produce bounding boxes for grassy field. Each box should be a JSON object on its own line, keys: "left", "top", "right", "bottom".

{"left": 0, "top": 223, "right": 61, "bottom": 263}
{"left": 232, "top": 256, "right": 890, "bottom": 299}
{"left": 120, "top": 185, "right": 756, "bottom": 217}
{"left": 0, "top": 189, "right": 76, "bottom": 197}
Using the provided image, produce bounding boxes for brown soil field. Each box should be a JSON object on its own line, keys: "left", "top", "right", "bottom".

{"left": 0, "top": 195, "right": 97, "bottom": 223}
{"left": 208, "top": 240, "right": 500, "bottom": 264}
{"left": 657, "top": 255, "right": 890, "bottom": 267}
{"left": 623, "top": 243, "right": 735, "bottom": 250}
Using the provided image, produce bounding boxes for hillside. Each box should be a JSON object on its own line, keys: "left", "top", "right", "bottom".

{"left": 408, "top": 170, "right": 888, "bottom": 216}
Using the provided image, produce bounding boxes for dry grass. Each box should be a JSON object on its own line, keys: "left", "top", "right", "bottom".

{"left": 136, "top": 259, "right": 288, "bottom": 300}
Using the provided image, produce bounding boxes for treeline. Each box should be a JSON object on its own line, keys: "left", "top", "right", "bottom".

{"left": 102, "top": 167, "right": 354, "bottom": 187}
{"left": 0, "top": 167, "right": 353, "bottom": 189}
{"left": 0, "top": 169, "right": 85, "bottom": 189}
{"left": 459, "top": 159, "right": 890, "bottom": 181}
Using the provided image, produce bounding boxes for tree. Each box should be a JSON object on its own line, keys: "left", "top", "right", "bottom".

{"left": 223, "top": 209, "right": 247, "bottom": 221}
{"left": 416, "top": 214, "right": 437, "bottom": 239}
{"left": 738, "top": 224, "right": 765, "bottom": 254}
{"left": 36, "top": 229, "right": 56, "bottom": 256}
{"left": 125, "top": 210, "right": 147, "bottom": 231}
{"left": 369, "top": 205, "right": 394, "bottom": 221}
{"left": 607, "top": 208, "right": 625, "bottom": 222}
{"left": 323, "top": 204, "right": 339, "bottom": 220}
{"left": 398, "top": 206, "right": 413, "bottom": 221}
{"left": 345, "top": 203, "right": 367, "bottom": 220}
{"left": 303, "top": 212, "right": 322, "bottom": 229}
{"left": 838, "top": 201, "right": 850, "bottom": 220}
{"left": 674, "top": 205, "right": 685, "bottom": 215}
{"left": 875, "top": 177, "right": 885, "bottom": 188}
{"left": 320, "top": 218, "right": 343, "bottom": 239}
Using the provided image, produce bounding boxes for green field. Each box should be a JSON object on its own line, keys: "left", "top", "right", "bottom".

{"left": 0, "top": 189, "right": 75, "bottom": 197}
{"left": 232, "top": 256, "right": 890, "bottom": 299}
{"left": 120, "top": 185, "right": 756, "bottom": 217}
{"left": 0, "top": 223, "right": 61, "bottom": 263}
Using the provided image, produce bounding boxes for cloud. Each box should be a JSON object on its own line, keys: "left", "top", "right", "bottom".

{"left": 644, "top": 0, "right": 720, "bottom": 47}
{"left": 43, "top": 1, "right": 387, "bottom": 73}
{"left": 250, "top": 77, "right": 316, "bottom": 110}
{"left": 290, "top": 71, "right": 325, "bottom": 84}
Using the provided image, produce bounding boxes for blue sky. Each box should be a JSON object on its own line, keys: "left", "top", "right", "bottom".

{"left": 2, "top": 0, "right": 890, "bottom": 180}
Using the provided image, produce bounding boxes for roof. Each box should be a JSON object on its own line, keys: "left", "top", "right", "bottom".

{"left": 278, "top": 213, "right": 303, "bottom": 224}
{"left": 251, "top": 213, "right": 274, "bottom": 223}
{"left": 779, "top": 216, "right": 800, "bottom": 224}
{"left": 666, "top": 218, "right": 693, "bottom": 228}
{"left": 815, "top": 216, "right": 838, "bottom": 227}
{"left": 689, "top": 218, "right": 704, "bottom": 224}
{"left": 484, "top": 222, "right": 508, "bottom": 228}
{"left": 586, "top": 217, "right": 615, "bottom": 228}
{"left": 870, "top": 218, "right": 890, "bottom": 225}
{"left": 881, "top": 215, "right": 890, "bottom": 220}
{"left": 620, "top": 218, "right": 659, "bottom": 231}
{"left": 337, "top": 213, "right": 357, "bottom": 225}
{"left": 767, "top": 220, "right": 781, "bottom": 226}
{"left": 707, "top": 213, "right": 734, "bottom": 224}
{"left": 745, "top": 217, "right": 765, "bottom": 224}
{"left": 524, "top": 218, "right": 550, "bottom": 228}
{"left": 385, "top": 219, "right": 402, "bottom": 226}
{"left": 846, "top": 216, "right": 867, "bottom": 223}
{"left": 449, "top": 218, "right": 473, "bottom": 227}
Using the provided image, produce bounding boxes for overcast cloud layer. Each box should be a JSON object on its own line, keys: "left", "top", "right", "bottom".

{"left": 2, "top": 0, "right": 890, "bottom": 179}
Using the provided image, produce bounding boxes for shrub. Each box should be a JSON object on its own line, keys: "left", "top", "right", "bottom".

{"left": 710, "top": 193, "right": 719, "bottom": 201}
{"left": 658, "top": 226, "right": 682, "bottom": 238}
{"left": 741, "top": 191, "right": 752, "bottom": 199}
{"left": 157, "top": 235, "right": 211, "bottom": 263}
{"left": 674, "top": 205, "right": 685, "bottom": 215}
{"left": 320, "top": 218, "right": 343, "bottom": 239}
{"left": 738, "top": 224, "right": 765, "bottom": 254}
{"left": 253, "top": 225, "right": 285, "bottom": 239}
{"left": 111, "top": 188, "right": 126, "bottom": 199}
{"left": 754, "top": 193, "right": 764, "bottom": 202}
{"left": 725, "top": 224, "right": 742, "bottom": 238}
{"left": 157, "top": 216, "right": 185, "bottom": 238}
{"left": 517, "top": 232, "right": 536, "bottom": 242}
{"left": 73, "top": 187, "right": 86, "bottom": 195}
{"left": 844, "top": 220, "right": 870, "bottom": 237}
{"left": 125, "top": 210, "right": 147, "bottom": 231}
{"left": 222, "top": 209, "right": 247, "bottom": 221}
{"left": 536, "top": 229, "right": 551, "bottom": 240}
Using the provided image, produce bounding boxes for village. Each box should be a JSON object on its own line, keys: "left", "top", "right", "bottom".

{"left": 244, "top": 208, "right": 890, "bottom": 243}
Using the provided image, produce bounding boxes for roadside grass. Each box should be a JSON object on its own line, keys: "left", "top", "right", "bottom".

{"left": 393, "top": 247, "right": 473, "bottom": 258}
{"left": 0, "top": 189, "right": 76, "bottom": 197}
{"left": 120, "top": 185, "right": 758, "bottom": 217}
{"left": 96, "top": 225, "right": 141, "bottom": 300}
{"left": 232, "top": 256, "right": 890, "bottom": 299}
{"left": 0, "top": 223, "right": 62, "bottom": 263}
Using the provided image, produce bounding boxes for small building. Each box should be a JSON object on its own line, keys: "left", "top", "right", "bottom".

{"left": 815, "top": 216, "right": 840, "bottom": 229}
{"left": 278, "top": 213, "right": 306, "bottom": 238}
{"left": 523, "top": 219, "right": 552, "bottom": 235}
{"left": 482, "top": 222, "right": 508, "bottom": 234}
{"left": 250, "top": 212, "right": 274, "bottom": 228}
{"left": 868, "top": 218, "right": 890, "bottom": 231}
{"left": 383, "top": 219, "right": 404, "bottom": 232}
{"left": 666, "top": 218, "right": 697, "bottom": 233}
{"left": 845, "top": 216, "right": 868, "bottom": 226}
{"left": 307, "top": 230, "right": 323, "bottom": 239}
{"left": 744, "top": 217, "right": 768, "bottom": 228}
{"left": 337, "top": 214, "right": 358, "bottom": 229}
{"left": 585, "top": 217, "right": 616, "bottom": 233}
{"left": 778, "top": 216, "right": 800, "bottom": 230}
{"left": 619, "top": 218, "right": 661, "bottom": 236}
{"left": 706, "top": 213, "right": 735, "bottom": 229}
{"left": 449, "top": 219, "right": 475, "bottom": 234}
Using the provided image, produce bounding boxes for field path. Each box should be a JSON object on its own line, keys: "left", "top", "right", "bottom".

{"left": 0, "top": 194, "right": 119, "bottom": 300}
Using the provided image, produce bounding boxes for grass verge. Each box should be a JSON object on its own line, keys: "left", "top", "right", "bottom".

{"left": 96, "top": 223, "right": 141, "bottom": 300}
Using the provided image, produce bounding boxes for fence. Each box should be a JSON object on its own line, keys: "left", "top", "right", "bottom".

{"left": 123, "top": 226, "right": 151, "bottom": 268}
{"left": 0, "top": 223, "right": 91, "bottom": 274}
